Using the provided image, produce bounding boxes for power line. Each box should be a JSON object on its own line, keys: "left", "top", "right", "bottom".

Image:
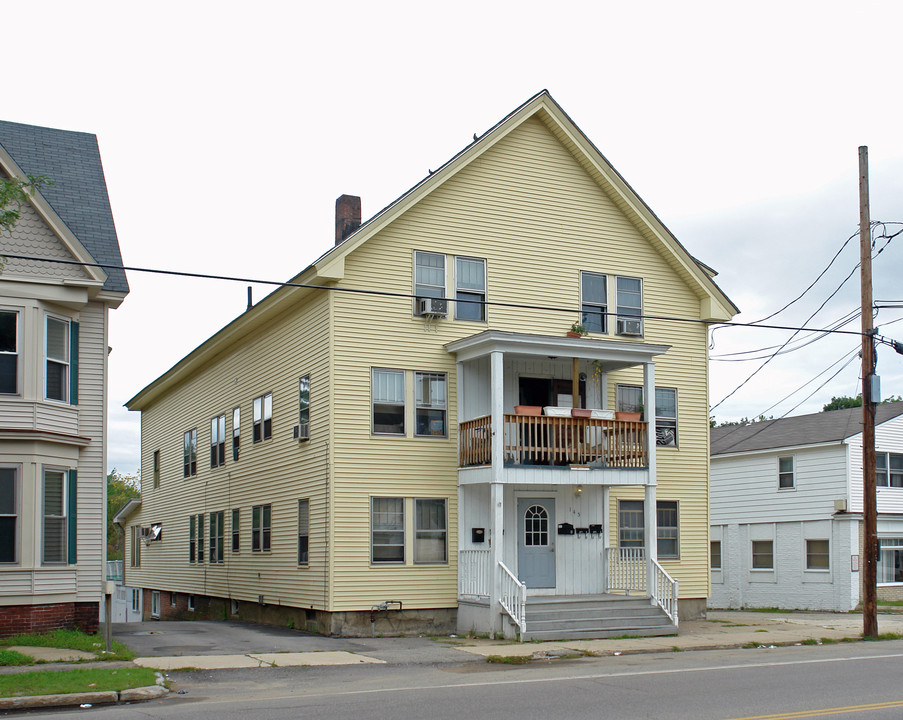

{"left": 0, "top": 252, "right": 878, "bottom": 340}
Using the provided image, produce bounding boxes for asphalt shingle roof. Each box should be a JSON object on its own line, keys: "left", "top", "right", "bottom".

{"left": 0, "top": 120, "right": 128, "bottom": 294}
{"left": 711, "top": 402, "right": 903, "bottom": 456}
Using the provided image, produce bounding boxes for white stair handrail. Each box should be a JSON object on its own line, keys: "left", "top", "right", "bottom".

{"left": 650, "top": 557, "right": 679, "bottom": 627}
{"left": 498, "top": 561, "right": 527, "bottom": 637}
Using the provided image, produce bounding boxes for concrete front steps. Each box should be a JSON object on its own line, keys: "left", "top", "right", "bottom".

{"left": 522, "top": 594, "right": 676, "bottom": 641}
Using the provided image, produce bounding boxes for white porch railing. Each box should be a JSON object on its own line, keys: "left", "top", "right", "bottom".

{"left": 651, "top": 558, "right": 679, "bottom": 627}
{"left": 459, "top": 549, "right": 491, "bottom": 598}
{"left": 606, "top": 547, "right": 646, "bottom": 594}
{"left": 498, "top": 561, "right": 527, "bottom": 636}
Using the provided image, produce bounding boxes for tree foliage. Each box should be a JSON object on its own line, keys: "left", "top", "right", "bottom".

{"left": 107, "top": 469, "right": 140, "bottom": 561}
{"left": 822, "top": 394, "right": 903, "bottom": 412}
{"left": 0, "top": 174, "right": 53, "bottom": 235}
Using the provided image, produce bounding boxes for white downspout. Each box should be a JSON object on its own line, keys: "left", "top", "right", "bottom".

{"left": 644, "top": 361, "right": 658, "bottom": 601}
{"left": 490, "top": 351, "right": 505, "bottom": 633}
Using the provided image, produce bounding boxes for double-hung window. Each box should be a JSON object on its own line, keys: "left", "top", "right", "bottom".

{"left": 0, "top": 311, "right": 19, "bottom": 394}
{"left": 710, "top": 540, "right": 722, "bottom": 570}
{"left": 211, "top": 415, "right": 226, "bottom": 468}
{"left": 455, "top": 257, "right": 486, "bottom": 321}
{"left": 751, "top": 540, "right": 774, "bottom": 569}
{"left": 414, "top": 251, "right": 445, "bottom": 305}
{"left": 42, "top": 468, "right": 67, "bottom": 564}
{"left": 615, "top": 276, "right": 643, "bottom": 335}
{"left": 252, "top": 504, "right": 271, "bottom": 552}
{"left": 153, "top": 450, "right": 160, "bottom": 488}
{"left": 232, "top": 408, "right": 240, "bottom": 461}
{"left": 298, "top": 375, "right": 310, "bottom": 438}
{"left": 581, "top": 272, "right": 608, "bottom": 334}
{"left": 616, "top": 385, "right": 644, "bottom": 416}
{"left": 805, "top": 539, "right": 829, "bottom": 570}
{"left": 130, "top": 526, "right": 141, "bottom": 568}
{"left": 189, "top": 515, "right": 196, "bottom": 562}
{"left": 0, "top": 466, "right": 18, "bottom": 564}
{"left": 878, "top": 538, "right": 903, "bottom": 583}
{"left": 371, "top": 497, "right": 404, "bottom": 563}
{"left": 414, "top": 498, "right": 447, "bottom": 563}
{"left": 372, "top": 369, "right": 405, "bottom": 435}
{"left": 232, "top": 509, "right": 240, "bottom": 552}
{"left": 655, "top": 388, "right": 677, "bottom": 447}
{"left": 618, "top": 499, "right": 679, "bottom": 557}
{"left": 778, "top": 456, "right": 795, "bottom": 489}
{"left": 196, "top": 513, "right": 205, "bottom": 563}
{"left": 877, "top": 453, "right": 903, "bottom": 488}
{"left": 209, "top": 511, "right": 224, "bottom": 563}
{"left": 414, "top": 372, "right": 447, "bottom": 437}
{"left": 298, "top": 499, "right": 309, "bottom": 565}
{"left": 45, "top": 316, "right": 70, "bottom": 402}
{"left": 183, "top": 429, "right": 197, "bottom": 477}
{"left": 253, "top": 393, "right": 272, "bottom": 443}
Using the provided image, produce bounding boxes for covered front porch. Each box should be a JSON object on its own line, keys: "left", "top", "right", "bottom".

{"left": 445, "top": 331, "right": 678, "bottom": 640}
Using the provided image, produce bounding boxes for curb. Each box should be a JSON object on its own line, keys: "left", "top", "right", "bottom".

{"left": 0, "top": 683, "right": 168, "bottom": 711}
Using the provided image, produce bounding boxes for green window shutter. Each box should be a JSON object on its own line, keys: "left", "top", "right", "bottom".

{"left": 67, "top": 469, "right": 77, "bottom": 564}
{"left": 69, "top": 321, "right": 79, "bottom": 405}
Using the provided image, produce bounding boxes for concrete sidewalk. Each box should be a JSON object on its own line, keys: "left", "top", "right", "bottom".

{"left": 3, "top": 610, "right": 903, "bottom": 711}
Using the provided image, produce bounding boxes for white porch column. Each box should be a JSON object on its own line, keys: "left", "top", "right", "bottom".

{"left": 602, "top": 485, "right": 611, "bottom": 592}
{"left": 644, "top": 362, "right": 658, "bottom": 599}
{"left": 489, "top": 351, "right": 505, "bottom": 631}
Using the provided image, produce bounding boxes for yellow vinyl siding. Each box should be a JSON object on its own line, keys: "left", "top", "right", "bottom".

{"left": 328, "top": 116, "right": 712, "bottom": 606}
{"left": 126, "top": 292, "right": 332, "bottom": 609}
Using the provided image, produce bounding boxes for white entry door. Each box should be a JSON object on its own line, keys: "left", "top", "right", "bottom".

{"left": 517, "top": 497, "right": 556, "bottom": 588}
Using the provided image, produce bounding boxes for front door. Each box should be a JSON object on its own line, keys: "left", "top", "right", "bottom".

{"left": 517, "top": 497, "right": 556, "bottom": 588}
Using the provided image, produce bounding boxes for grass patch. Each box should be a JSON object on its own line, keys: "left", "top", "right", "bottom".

{"left": 877, "top": 599, "right": 903, "bottom": 607}
{"left": 800, "top": 639, "right": 819, "bottom": 645}
{"left": 671, "top": 646, "right": 682, "bottom": 652}
{"left": 742, "top": 607, "right": 792, "bottom": 613}
{"left": 754, "top": 629, "right": 767, "bottom": 633}
{"left": 820, "top": 637, "right": 838, "bottom": 645}
{"left": 0, "top": 630, "right": 134, "bottom": 662}
{"left": 722, "top": 623, "right": 748, "bottom": 628}
{"left": 863, "top": 632, "right": 903, "bottom": 641}
{"left": 0, "top": 649, "right": 34, "bottom": 666}
{"left": 742, "top": 642, "right": 759, "bottom": 649}
{"left": 0, "top": 667, "right": 157, "bottom": 698}
{"left": 486, "top": 655, "right": 532, "bottom": 664}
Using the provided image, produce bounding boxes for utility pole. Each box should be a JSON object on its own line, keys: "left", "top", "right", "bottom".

{"left": 859, "top": 146, "right": 878, "bottom": 639}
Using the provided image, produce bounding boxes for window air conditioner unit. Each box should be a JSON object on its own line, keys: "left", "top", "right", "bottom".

{"left": 616, "top": 318, "right": 643, "bottom": 336}
{"left": 417, "top": 297, "right": 448, "bottom": 317}
{"left": 293, "top": 423, "right": 310, "bottom": 441}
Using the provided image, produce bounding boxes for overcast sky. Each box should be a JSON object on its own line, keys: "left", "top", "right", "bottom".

{"left": 4, "top": 1, "right": 902, "bottom": 476}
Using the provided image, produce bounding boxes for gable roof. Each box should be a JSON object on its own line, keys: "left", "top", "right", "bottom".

{"left": 711, "top": 402, "right": 903, "bottom": 456}
{"left": 0, "top": 120, "right": 129, "bottom": 294}
{"left": 310, "top": 90, "right": 738, "bottom": 321}
{"left": 128, "top": 90, "right": 737, "bottom": 410}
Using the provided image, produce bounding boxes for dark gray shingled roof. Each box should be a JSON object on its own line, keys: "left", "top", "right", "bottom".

{"left": 711, "top": 402, "right": 903, "bottom": 456}
{"left": 0, "top": 120, "right": 128, "bottom": 294}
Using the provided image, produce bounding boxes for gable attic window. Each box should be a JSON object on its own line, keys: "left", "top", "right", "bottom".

{"left": 0, "top": 310, "right": 19, "bottom": 394}
{"left": 414, "top": 251, "right": 445, "bottom": 311}
{"left": 581, "top": 272, "right": 608, "bottom": 334}
{"left": 211, "top": 414, "right": 226, "bottom": 468}
{"left": 778, "top": 456, "right": 795, "bottom": 489}
{"left": 455, "top": 257, "right": 486, "bottom": 321}
{"left": 253, "top": 393, "right": 272, "bottom": 443}
{"left": 183, "top": 429, "right": 197, "bottom": 477}
{"left": 615, "top": 276, "right": 643, "bottom": 336}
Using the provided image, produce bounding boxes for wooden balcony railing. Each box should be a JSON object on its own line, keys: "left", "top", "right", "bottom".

{"left": 459, "top": 414, "right": 648, "bottom": 468}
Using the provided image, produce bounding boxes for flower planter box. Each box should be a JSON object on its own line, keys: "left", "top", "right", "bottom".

{"left": 615, "top": 411, "right": 642, "bottom": 421}
{"left": 543, "top": 406, "right": 572, "bottom": 417}
{"left": 566, "top": 331, "right": 583, "bottom": 338}
{"left": 590, "top": 409, "right": 615, "bottom": 420}
{"left": 570, "top": 408, "right": 593, "bottom": 418}
{"left": 514, "top": 405, "right": 543, "bottom": 416}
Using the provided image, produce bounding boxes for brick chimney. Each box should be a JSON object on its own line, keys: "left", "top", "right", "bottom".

{"left": 335, "top": 194, "right": 361, "bottom": 245}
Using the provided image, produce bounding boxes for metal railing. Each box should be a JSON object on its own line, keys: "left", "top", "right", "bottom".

{"left": 458, "top": 549, "right": 491, "bottom": 598}
{"left": 651, "top": 558, "right": 679, "bottom": 627}
{"left": 498, "top": 561, "right": 527, "bottom": 636}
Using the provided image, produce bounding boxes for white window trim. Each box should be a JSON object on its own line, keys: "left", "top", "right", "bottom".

{"left": 413, "top": 497, "right": 448, "bottom": 564}
{"left": 371, "top": 496, "right": 405, "bottom": 564}
{"left": 750, "top": 539, "right": 775, "bottom": 571}
{"left": 44, "top": 314, "right": 70, "bottom": 403}
{"left": 778, "top": 455, "right": 795, "bottom": 491}
{"left": 413, "top": 250, "right": 447, "bottom": 310}
{"left": 371, "top": 368, "right": 406, "bottom": 436}
{"left": 0, "top": 308, "right": 21, "bottom": 396}
{"left": 41, "top": 465, "right": 68, "bottom": 565}
{"left": 298, "top": 498, "right": 310, "bottom": 566}
{"left": 151, "top": 590, "right": 161, "bottom": 618}
{"left": 580, "top": 270, "right": 609, "bottom": 335}
{"left": 804, "top": 538, "right": 830, "bottom": 572}
{"left": 0, "top": 464, "right": 20, "bottom": 565}
{"left": 615, "top": 275, "right": 643, "bottom": 336}
{"left": 414, "top": 371, "right": 448, "bottom": 438}
{"left": 183, "top": 428, "right": 197, "bottom": 477}
{"left": 211, "top": 415, "right": 226, "bottom": 468}
{"left": 454, "top": 256, "right": 487, "bottom": 322}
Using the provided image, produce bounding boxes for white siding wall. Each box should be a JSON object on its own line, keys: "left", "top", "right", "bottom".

{"left": 848, "top": 415, "right": 903, "bottom": 514}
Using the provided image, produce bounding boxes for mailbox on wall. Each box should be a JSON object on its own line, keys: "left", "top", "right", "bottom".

{"left": 472, "top": 528, "right": 485, "bottom": 543}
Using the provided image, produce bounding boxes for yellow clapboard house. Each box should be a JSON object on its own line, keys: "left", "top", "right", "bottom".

{"left": 120, "top": 91, "right": 736, "bottom": 640}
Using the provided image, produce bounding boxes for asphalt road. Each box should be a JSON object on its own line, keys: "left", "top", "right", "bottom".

{"left": 25, "top": 639, "right": 903, "bottom": 719}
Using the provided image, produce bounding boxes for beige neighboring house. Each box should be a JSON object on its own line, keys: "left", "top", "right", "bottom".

{"left": 0, "top": 121, "right": 129, "bottom": 636}
{"left": 121, "top": 91, "right": 736, "bottom": 640}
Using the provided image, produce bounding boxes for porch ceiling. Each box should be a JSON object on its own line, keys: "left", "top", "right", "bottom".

{"left": 444, "top": 330, "right": 670, "bottom": 370}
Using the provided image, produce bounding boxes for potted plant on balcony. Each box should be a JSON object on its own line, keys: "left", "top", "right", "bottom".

{"left": 567, "top": 321, "right": 587, "bottom": 338}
